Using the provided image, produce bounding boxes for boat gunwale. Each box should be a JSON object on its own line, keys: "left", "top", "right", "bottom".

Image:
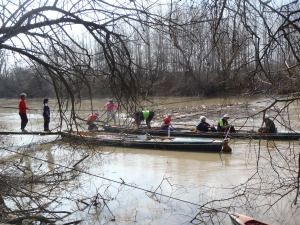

{"left": 102, "top": 126, "right": 300, "bottom": 140}
{"left": 60, "top": 131, "right": 224, "bottom": 153}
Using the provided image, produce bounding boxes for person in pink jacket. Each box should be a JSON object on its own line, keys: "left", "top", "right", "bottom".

{"left": 18, "top": 93, "right": 29, "bottom": 132}
{"left": 103, "top": 99, "right": 118, "bottom": 125}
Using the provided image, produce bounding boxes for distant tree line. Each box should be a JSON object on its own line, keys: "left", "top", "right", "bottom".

{"left": 0, "top": 1, "right": 299, "bottom": 99}
{"left": 1, "top": 0, "right": 300, "bottom": 224}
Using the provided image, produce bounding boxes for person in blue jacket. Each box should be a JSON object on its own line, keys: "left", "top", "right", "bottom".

{"left": 196, "top": 116, "right": 217, "bottom": 132}
{"left": 43, "top": 98, "right": 50, "bottom": 132}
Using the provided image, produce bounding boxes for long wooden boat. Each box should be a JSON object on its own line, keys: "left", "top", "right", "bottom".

{"left": 228, "top": 212, "right": 269, "bottom": 225}
{"left": 61, "top": 131, "right": 229, "bottom": 153}
{"left": 102, "top": 126, "right": 300, "bottom": 141}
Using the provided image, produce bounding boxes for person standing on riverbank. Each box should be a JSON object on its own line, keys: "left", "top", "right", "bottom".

{"left": 103, "top": 99, "right": 118, "bottom": 125}
{"left": 43, "top": 98, "right": 50, "bottom": 132}
{"left": 18, "top": 93, "right": 29, "bottom": 132}
{"left": 217, "top": 114, "right": 236, "bottom": 133}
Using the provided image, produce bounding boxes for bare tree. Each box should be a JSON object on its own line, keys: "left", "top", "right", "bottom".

{"left": 0, "top": 0, "right": 167, "bottom": 128}
{"left": 0, "top": 0, "right": 172, "bottom": 223}
{"left": 2, "top": 0, "right": 300, "bottom": 224}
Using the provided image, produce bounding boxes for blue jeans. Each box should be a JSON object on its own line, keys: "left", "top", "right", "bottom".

{"left": 162, "top": 126, "right": 177, "bottom": 131}
{"left": 106, "top": 111, "right": 116, "bottom": 124}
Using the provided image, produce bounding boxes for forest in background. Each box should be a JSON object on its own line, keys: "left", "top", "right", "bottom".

{"left": 0, "top": 0, "right": 299, "bottom": 99}
{"left": 1, "top": 0, "right": 300, "bottom": 224}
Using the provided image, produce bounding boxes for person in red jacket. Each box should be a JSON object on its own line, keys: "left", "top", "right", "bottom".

{"left": 161, "top": 114, "right": 177, "bottom": 131}
{"left": 87, "top": 112, "right": 99, "bottom": 131}
{"left": 18, "top": 93, "right": 29, "bottom": 132}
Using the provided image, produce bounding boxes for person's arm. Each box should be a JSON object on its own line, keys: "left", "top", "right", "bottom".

{"left": 222, "top": 122, "right": 231, "bottom": 129}
{"left": 113, "top": 104, "right": 118, "bottom": 112}
{"left": 46, "top": 106, "right": 50, "bottom": 117}
{"left": 196, "top": 122, "right": 201, "bottom": 131}
{"left": 199, "top": 122, "right": 208, "bottom": 132}
{"left": 24, "top": 101, "right": 29, "bottom": 110}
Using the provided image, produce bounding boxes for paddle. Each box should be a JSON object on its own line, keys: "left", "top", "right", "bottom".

{"left": 222, "top": 126, "right": 232, "bottom": 153}
{"left": 224, "top": 125, "right": 231, "bottom": 139}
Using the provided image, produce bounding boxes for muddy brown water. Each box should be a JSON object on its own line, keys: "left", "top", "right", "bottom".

{"left": 0, "top": 97, "right": 299, "bottom": 224}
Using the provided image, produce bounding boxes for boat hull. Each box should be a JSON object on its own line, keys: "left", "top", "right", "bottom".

{"left": 61, "top": 132, "right": 225, "bottom": 153}
{"left": 103, "top": 126, "right": 300, "bottom": 141}
{"left": 228, "top": 212, "right": 269, "bottom": 225}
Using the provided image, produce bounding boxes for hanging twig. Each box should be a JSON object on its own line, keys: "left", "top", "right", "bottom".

{"left": 73, "top": 155, "right": 89, "bottom": 167}
{"left": 293, "top": 153, "right": 300, "bottom": 205}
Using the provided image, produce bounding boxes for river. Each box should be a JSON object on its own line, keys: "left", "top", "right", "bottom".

{"left": 0, "top": 96, "right": 299, "bottom": 224}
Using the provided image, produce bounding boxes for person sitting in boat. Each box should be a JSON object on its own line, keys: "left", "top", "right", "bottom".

{"left": 87, "top": 112, "right": 99, "bottom": 131}
{"left": 196, "top": 116, "right": 217, "bottom": 133}
{"left": 217, "top": 114, "right": 236, "bottom": 133}
{"left": 258, "top": 114, "right": 277, "bottom": 133}
{"left": 135, "top": 110, "right": 155, "bottom": 129}
{"left": 161, "top": 114, "right": 177, "bottom": 131}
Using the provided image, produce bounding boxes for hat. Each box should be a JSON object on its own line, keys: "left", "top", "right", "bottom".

{"left": 200, "top": 116, "right": 206, "bottom": 120}
{"left": 223, "top": 114, "right": 229, "bottom": 118}
{"left": 109, "top": 99, "right": 113, "bottom": 102}
{"left": 265, "top": 114, "right": 269, "bottom": 118}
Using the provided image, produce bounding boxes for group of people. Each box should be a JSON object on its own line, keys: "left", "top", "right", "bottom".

{"left": 134, "top": 112, "right": 177, "bottom": 131}
{"left": 196, "top": 114, "right": 236, "bottom": 133}
{"left": 86, "top": 99, "right": 118, "bottom": 131}
{"left": 18, "top": 94, "right": 277, "bottom": 134}
{"left": 18, "top": 95, "right": 118, "bottom": 132}
{"left": 195, "top": 114, "right": 277, "bottom": 133}
{"left": 87, "top": 103, "right": 277, "bottom": 134}
{"left": 132, "top": 112, "right": 277, "bottom": 134}
{"left": 18, "top": 93, "right": 50, "bottom": 133}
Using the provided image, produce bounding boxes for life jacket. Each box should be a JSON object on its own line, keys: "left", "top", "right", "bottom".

{"left": 218, "top": 118, "right": 228, "bottom": 127}
{"left": 142, "top": 110, "right": 150, "bottom": 120}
